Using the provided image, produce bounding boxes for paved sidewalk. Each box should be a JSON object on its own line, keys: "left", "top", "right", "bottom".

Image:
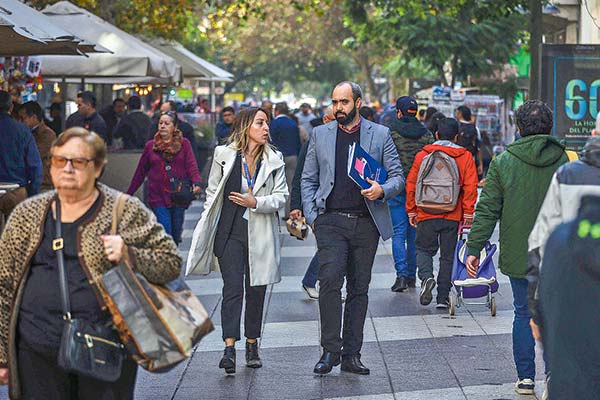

{"left": 0, "top": 201, "right": 547, "bottom": 399}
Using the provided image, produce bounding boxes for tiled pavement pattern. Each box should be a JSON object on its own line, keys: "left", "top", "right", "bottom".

{"left": 0, "top": 201, "right": 547, "bottom": 399}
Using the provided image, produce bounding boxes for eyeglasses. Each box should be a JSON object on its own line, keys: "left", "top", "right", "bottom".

{"left": 50, "top": 155, "right": 96, "bottom": 170}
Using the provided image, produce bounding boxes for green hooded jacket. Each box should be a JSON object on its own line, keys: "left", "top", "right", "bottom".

{"left": 467, "top": 135, "right": 569, "bottom": 278}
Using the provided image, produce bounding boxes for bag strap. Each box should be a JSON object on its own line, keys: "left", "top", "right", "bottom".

{"left": 53, "top": 196, "right": 71, "bottom": 320}
{"left": 162, "top": 156, "right": 179, "bottom": 192}
{"left": 111, "top": 193, "right": 128, "bottom": 236}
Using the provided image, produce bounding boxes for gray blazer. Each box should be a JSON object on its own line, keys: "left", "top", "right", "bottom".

{"left": 301, "top": 118, "right": 404, "bottom": 240}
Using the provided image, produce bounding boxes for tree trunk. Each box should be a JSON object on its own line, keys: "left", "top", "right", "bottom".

{"left": 354, "top": 52, "right": 378, "bottom": 103}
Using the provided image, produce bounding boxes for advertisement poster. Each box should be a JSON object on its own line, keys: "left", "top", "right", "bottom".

{"left": 541, "top": 45, "right": 600, "bottom": 150}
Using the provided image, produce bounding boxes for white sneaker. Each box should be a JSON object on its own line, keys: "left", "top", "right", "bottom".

{"left": 542, "top": 376, "right": 550, "bottom": 400}
{"left": 515, "top": 378, "right": 535, "bottom": 395}
{"left": 302, "top": 284, "right": 319, "bottom": 300}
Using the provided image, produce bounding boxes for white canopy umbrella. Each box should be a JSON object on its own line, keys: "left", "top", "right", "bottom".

{"left": 39, "top": 1, "right": 181, "bottom": 81}
{"left": 0, "top": 0, "right": 102, "bottom": 56}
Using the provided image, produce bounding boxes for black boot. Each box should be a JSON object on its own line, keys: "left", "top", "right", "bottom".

{"left": 407, "top": 277, "right": 417, "bottom": 288}
{"left": 391, "top": 276, "right": 408, "bottom": 292}
{"left": 313, "top": 351, "right": 341, "bottom": 375}
{"left": 341, "top": 354, "right": 370, "bottom": 375}
{"left": 246, "top": 341, "right": 262, "bottom": 368}
{"left": 219, "top": 346, "right": 236, "bottom": 374}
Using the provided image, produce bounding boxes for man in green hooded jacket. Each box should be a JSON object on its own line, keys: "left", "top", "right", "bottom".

{"left": 465, "top": 100, "right": 569, "bottom": 396}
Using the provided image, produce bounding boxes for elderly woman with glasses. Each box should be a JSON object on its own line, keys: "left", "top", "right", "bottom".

{"left": 0, "top": 127, "right": 181, "bottom": 399}
{"left": 127, "top": 111, "right": 201, "bottom": 245}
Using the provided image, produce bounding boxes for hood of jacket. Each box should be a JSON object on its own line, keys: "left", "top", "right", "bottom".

{"left": 581, "top": 136, "right": 600, "bottom": 168}
{"left": 506, "top": 134, "right": 566, "bottom": 167}
{"left": 389, "top": 116, "right": 430, "bottom": 139}
{"left": 422, "top": 142, "right": 469, "bottom": 158}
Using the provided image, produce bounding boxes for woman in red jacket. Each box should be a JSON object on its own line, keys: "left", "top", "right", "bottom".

{"left": 127, "top": 111, "right": 201, "bottom": 244}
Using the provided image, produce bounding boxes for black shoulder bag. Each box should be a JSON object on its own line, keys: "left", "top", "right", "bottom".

{"left": 54, "top": 197, "right": 126, "bottom": 382}
{"left": 163, "top": 157, "right": 196, "bottom": 204}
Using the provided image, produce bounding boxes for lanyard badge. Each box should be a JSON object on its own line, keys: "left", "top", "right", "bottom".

{"left": 242, "top": 155, "right": 259, "bottom": 191}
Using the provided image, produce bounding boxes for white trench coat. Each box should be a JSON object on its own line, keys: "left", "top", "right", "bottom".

{"left": 185, "top": 144, "right": 288, "bottom": 286}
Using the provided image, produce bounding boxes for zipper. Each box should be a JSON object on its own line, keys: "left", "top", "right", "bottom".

{"left": 78, "top": 332, "right": 123, "bottom": 349}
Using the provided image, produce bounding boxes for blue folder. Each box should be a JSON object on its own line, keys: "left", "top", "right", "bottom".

{"left": 346, "top": 142, "right": 388, "bottom": 190}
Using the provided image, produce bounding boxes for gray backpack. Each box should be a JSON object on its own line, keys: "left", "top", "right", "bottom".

{"left": 415, "top": 150, "right": 460, "bottom": 214}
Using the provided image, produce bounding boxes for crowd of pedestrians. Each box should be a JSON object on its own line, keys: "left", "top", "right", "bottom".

{"left": 1, "top": 80, "right": 599, "bottom": 400}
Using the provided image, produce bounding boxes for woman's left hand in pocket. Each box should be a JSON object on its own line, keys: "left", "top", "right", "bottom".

{"left": 229, "top": 190, "right": 257, "bottom": 208}
{"left": 100, "top": 234, "right": 125, "bottom": 264}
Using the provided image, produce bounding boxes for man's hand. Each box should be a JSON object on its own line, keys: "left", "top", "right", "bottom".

{"left": 361, "top": 178, "right": 384, "bottom": 201}
{"left": 530, "top": 319, "right": 542, "bottom": 341}
{"left": 0, "top": 368, "right": 8, "bottom": 385}
{"left": 463, "top": 216, "right": 473, "bottom": 227}
{"left": 289, "top": 209, "right": 302, "bottom": 220}
{"left": 466, "top": 255, "right": 480, "bottom": 278}
{"left": 477, "top": 164, "right": 483, "bottom": 175}
{"left": 409, "top": 215, "right": 418, "bottom": 227}
{"left": 228, "top": 190, "right": 257, "bottom": 208}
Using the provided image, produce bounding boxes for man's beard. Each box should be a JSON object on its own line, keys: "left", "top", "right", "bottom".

{"left": 335, "top": 106, "right": 357, "bottom": 126}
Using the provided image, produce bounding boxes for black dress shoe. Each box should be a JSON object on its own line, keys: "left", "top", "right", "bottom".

{"left": 391, "top": 276, "right": 408, "bottom": 292}
{"left": 219, "top": 346, "right": 236, "bottom": 374}
{"left": 246, "top": 341, "right": 262, "bottom": 368}
{"left": 341, "top": 355, "right": 370, "bottom": 375}
{"left": 313, "top": 351, "right": 341, "bottom": 374}
{"left": 407, "top": 277, "right": 416, "bottom": 288}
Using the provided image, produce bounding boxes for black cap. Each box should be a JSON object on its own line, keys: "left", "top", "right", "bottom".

{"left": 395, "top": 96, "right": 418, "bottom": 115}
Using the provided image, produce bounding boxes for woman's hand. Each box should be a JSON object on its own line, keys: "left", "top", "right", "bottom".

{"left": 100, "top": 235, "right": 126, "bottom": 264}
{"left": 0, "top": 368, "right": 8, "bottom": 385}
{"left": 228, "top": 191, "right": 257, "bottom": 208}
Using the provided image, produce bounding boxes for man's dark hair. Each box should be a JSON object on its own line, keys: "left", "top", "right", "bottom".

{"left": 359, "top": 106, "right": 375, "bottom": 121}
{"left": 428, "top": 111, "right": 446, "bottom": 135}
{"left": 456, "top": 105, "right": 472, "bottom": 121}
{"left": 418, "top": 109, "right": 425, "bottom": 119}
{"left": 113, "top": 98, "right": 125, "bottom": 106}
{"left": 22, "top": 101, "right": 44, "bottom": 121}
{"left": 222, "top": 106, "right": 235, "bottom": 114}
{"left": 334, "top": 81, "right": 362, "bottom": 101}
{"left": 127, "top": 96, "right": 141, "bottom": 110}
{"left": 77, "top": 91, "right": 96, "bottom": 108}
{"left": 516, "top": 100, "right": 553, "bottom": 136}
{"left": 0, "top": 90, "right": 12, "bottom": 113}
{"left": 436, "top": 117, "right": 459, "bottom": 140}
{"left": 49, "top": 102, "right": 62, "bottom": 112}
{"left": 275, "top": 102, "right": 289, "bottom": 115}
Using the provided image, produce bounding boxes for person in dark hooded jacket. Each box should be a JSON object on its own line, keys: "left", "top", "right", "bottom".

{"left": 537, "top": 195, "right": 600, "bottom": 400}
{"left": 388, "top": 96, "right": 433, "bottom": 292}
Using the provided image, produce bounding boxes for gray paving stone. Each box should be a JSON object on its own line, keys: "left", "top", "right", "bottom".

{"left": 264, "top": 291, "right": 319, "bottom": 323}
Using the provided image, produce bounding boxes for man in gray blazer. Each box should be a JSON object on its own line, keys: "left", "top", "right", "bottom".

{"left": 302, "top": 81, "right": 404, "bottom": 375}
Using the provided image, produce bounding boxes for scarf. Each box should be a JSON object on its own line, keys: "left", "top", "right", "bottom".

{"left": 153, "top": 129, "right": 183, "bottom": 161}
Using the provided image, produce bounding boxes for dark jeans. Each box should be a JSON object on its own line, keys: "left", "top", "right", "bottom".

{"left": 18, "top": 344, "right": 137, "bottom": 400}
{"left": 219, "top": 237, "right": 267, "bottom": 341}
{"left": 415, "top": 218, "right": 459, "bottom": 303}
{"left": 302, "top": 254, "right": 319, "bottom": 288}
{"left": 153, "top": 206, "right": 186, "bottom": 245}
{"left": 315, "top": 213, "right": 379, "bottom": 356}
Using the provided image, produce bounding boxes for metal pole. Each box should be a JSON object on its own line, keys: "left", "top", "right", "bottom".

{"left": 210, "top": 80, "right": 216, "bottom": 113}
{"left": 529, "top": 0, "right": 543, "bottom": 100}
{"left": 61, "top": 76, "right": 67, "bottom": 132}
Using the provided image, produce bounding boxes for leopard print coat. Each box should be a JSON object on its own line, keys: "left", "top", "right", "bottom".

{"left": 0, "top": 183, "right": 181, "bottom": 399}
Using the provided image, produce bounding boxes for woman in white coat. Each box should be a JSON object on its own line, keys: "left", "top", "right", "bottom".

{"left": 185, "top": 107, "right": 287, "bottom": 373}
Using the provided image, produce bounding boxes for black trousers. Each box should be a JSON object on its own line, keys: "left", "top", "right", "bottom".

{"left": 18, "top": 343, "right": 137, "bottom": 400}
{"left": 218, "top": 237, "right": 267, "bottom": 341}
{"left": 314, "top": 213, "right": 379, "bottom": 356}
{"left": 415, "top": 218, "right": 459, "bottom": 302}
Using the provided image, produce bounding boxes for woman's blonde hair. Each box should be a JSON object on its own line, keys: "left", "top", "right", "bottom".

{"left": 228, "top": 107, "right": 272, "bottom": 171}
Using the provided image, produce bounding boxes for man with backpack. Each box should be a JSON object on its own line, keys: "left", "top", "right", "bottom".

{"left": 388, "top": 96, "right": 433, "bottom": 292}
{"left": 406, "top": 117, "right": 478, "bottom": 309}
{"left": 456, "top": 105, "right": 483, "bottom": 177}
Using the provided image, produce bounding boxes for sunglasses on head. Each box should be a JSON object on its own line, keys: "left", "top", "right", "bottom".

{"left": 50, "top": 155, "right": 95, "bottom": 170}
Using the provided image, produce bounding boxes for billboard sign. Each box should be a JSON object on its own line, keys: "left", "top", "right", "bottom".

{"left": 541, "top": 44, "right": 600, "bottom": 149}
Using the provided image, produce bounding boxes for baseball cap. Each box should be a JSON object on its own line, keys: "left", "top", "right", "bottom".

{"left": 395, "top": 96, "right": 418, "bottom": 115}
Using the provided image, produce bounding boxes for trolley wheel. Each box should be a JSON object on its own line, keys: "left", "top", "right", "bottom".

{"left": 490, "top": 296, "right": 497, "bottom": 317}
{"left": 449, "top": 294, "right": 456, "bottom": 316}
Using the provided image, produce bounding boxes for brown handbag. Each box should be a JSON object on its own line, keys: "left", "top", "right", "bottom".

{"left": 98, "top": 194, "right": 214, "bottom": 372}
